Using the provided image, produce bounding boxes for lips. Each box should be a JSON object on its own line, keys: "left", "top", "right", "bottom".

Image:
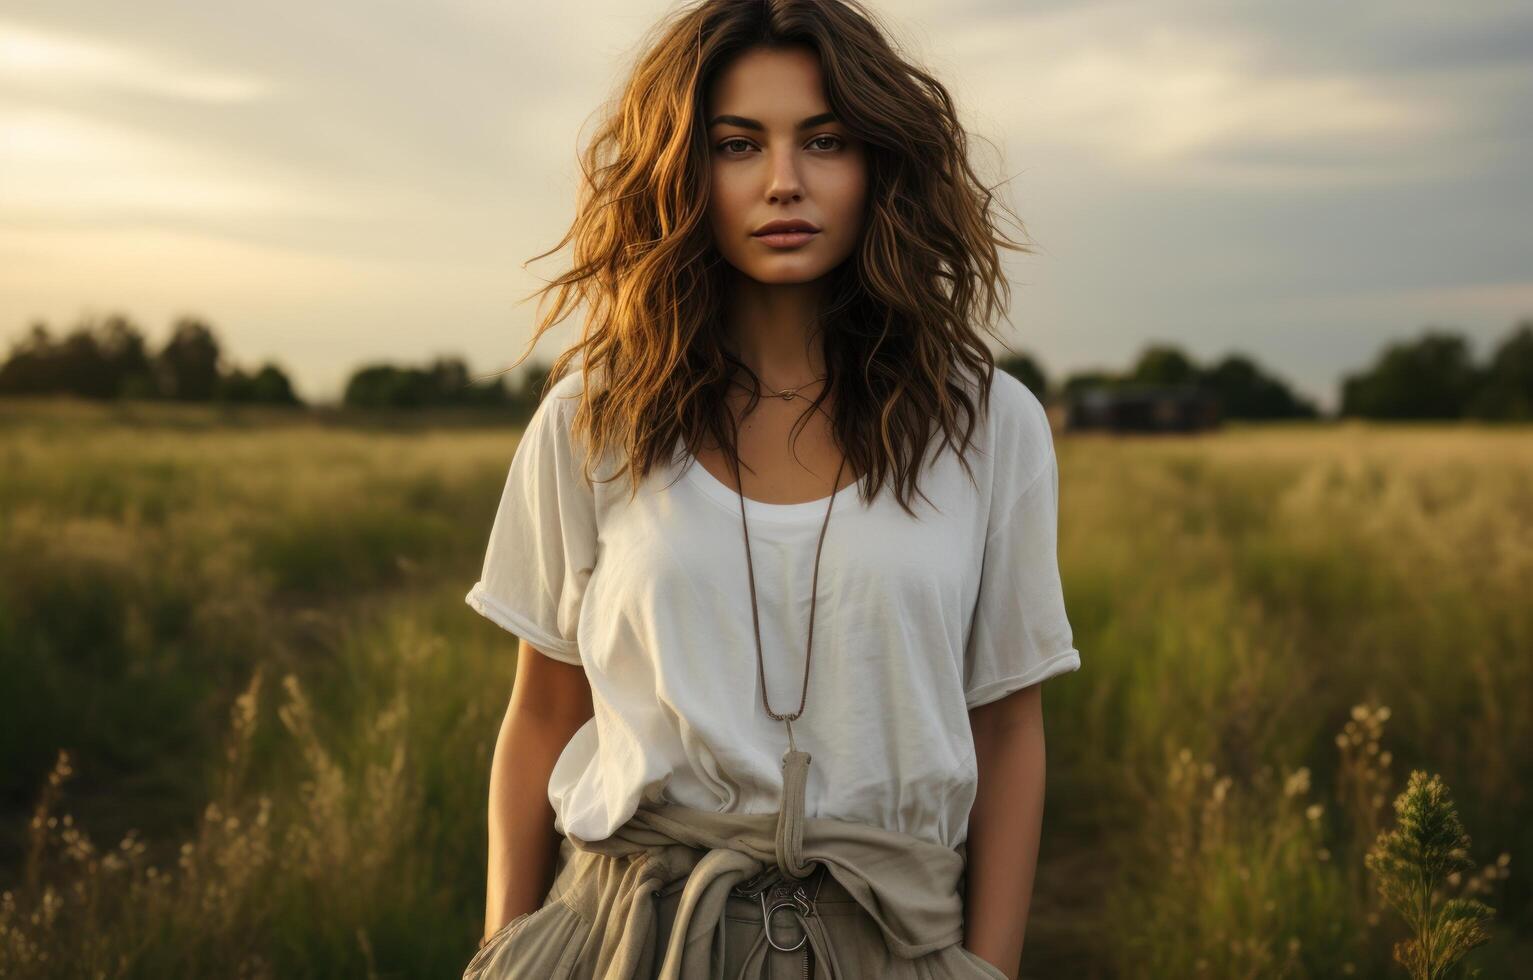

{"left": 753, "top": 219, "right": 820, "bottom": 236}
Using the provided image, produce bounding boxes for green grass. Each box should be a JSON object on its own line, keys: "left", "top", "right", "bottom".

{"left": 0, "top": 401, "right": 1528, "bottom": 978}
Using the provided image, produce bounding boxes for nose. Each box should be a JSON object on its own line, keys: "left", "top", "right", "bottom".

{"left": 764, "top": 146, "right": 804, "bottom": 204}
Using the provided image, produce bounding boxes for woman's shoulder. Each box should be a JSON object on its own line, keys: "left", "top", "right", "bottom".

{"left": 527, "top": 366, "right": 620, "bottom": 481}
{"left": 524, "top": 368, "right": 591, "bottom": 438}
{"left": 964, "top": 363, "right": 1056, "bottom": 487}
{"left": 981, "top": 365, "right": 1049, "bottom": 430}
{"left": 510, "top": 369, "right": 588, "bottom": 469}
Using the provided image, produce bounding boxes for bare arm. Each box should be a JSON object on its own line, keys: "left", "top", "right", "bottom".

{"left": 483, "top": 639, "right": 593, "bottom": 944}
{"left": 962, "top": 682, "right": 1047, "bottom": 980}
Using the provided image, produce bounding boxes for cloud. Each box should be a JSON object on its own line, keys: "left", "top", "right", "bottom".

{"left": 0, "top": 19, "right": 270, "bottom": 102}
{"left": 926, "top": 1, "right": 1526, "bottom": 187}
{"left": 0, "top": 106, "right": 326, "bottom": 217}
{"left": 0, "top": 19, "right": 319, "bottom": 220}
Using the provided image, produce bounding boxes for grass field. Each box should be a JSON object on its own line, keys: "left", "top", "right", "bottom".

{"left": 1, "top": 399, "right": 1528, "bottom": 978}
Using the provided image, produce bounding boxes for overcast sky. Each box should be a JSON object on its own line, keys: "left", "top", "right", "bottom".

{"left": 3, "top": 0, "right": 1530, "bottom": 410}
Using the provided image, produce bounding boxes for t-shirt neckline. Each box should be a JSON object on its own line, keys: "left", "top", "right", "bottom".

{"left": 675, "top": 435, "right": 863, "bottom": 524}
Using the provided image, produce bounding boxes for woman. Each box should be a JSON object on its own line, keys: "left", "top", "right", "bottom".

{"left": 463, "top": 2, "right": 1080, "bottom": 977}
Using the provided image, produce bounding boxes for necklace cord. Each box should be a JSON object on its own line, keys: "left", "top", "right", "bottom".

{"left": 727, "top": 408, "right": 848, "bottom": 755}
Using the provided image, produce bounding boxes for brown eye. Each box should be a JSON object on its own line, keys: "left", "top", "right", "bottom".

{"left": 809, "top": 135, "right": 843, "bottom": 151}
{"left": 718, "top": 138, "right": 753, "bottom": 154}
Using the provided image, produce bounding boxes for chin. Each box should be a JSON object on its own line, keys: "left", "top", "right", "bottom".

{"left": 742, "top": 264, "right": 833, "bottom": 285}
{"left": 733, "top": 250, "right": 846, "bottom": 285}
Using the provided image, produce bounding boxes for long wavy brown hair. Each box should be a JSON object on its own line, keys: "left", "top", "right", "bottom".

{"left": 509, "top": 0, "right": 1033, "bottom": 516}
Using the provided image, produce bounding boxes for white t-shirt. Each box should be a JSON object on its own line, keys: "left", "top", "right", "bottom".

{"left": 466, "top": 366, "right": 1080, "bottom": 851}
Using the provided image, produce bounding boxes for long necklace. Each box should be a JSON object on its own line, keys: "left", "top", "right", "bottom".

{"left": 725, "top": 408, "right": 846, "bottom": 760}
{"left": 722, "top": 384, "right": 848, "bottom": 946}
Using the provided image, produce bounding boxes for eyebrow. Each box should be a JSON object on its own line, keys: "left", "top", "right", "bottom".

{"left": 707, "top": 111, "right": 840, "bottom": 131}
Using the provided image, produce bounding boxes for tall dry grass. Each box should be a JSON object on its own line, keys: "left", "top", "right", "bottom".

{"left": 0, "top": 402, "right": 525, "bottom": 976}
{"left": 0, "top": 402, "right": 1528, "bottom": 976}
{"left": 1051, "top": 422, "right": 1529, "bottom": 976}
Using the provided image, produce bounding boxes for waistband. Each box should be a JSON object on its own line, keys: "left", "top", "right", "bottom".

{"left": 558, "top": 747, "right": 969, "bottom": 977}
{"left": 649, "top": 860, "right": 854, "bottom": 955}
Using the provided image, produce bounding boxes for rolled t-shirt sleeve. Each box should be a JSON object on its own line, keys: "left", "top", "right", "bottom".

{"left": 962, "top": 426, "right": 1081, "bottom": 709}
{"left": 465, "top": 380, "right": 595, "bottom": 666}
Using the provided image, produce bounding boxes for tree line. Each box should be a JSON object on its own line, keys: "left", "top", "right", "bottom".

{"left": 1005, "top": 317, "right": 1532, "bottom": 422}
{"left": 2, "top": 311, "right": 1530, "bottom": 421}
{"left": 0, "top": 313, "right": 537, "bottom": 412}
{"left": 0, "top": 314, "right": 300, "bottom": 406}
{"left": 1010, "top": 344, "right": 1320, "bottom": 420}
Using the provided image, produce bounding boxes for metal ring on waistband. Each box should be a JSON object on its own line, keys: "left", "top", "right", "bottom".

{"left": 761, "top": 896, "right": 809, "bottom": 952}
{"left": 754, "top": 864, "right": 826, "bottom": 953}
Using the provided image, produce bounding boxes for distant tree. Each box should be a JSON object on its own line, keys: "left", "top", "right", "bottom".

{"left": 156, "top": 317, "right": 223, "bottom": 401}
{"left": 96, "top": 316, "right": 159, "bottom": 398}
{"left": 216, "top": 369, "right": 253, "bottom": 402}
{"left": 344, "top": 364, "right": 430, "bottom": 409}
{"left": 461, "top": 372, "right": 513, "bottom": 408}
{"left": 57, "top": 328, "right": 114, "bottom": 398}
{"left": 1061, "top": 370, "right": 1121, "bottom": 398}
{"left": 996, "top": 351, "right": 1049, "bottom": 401}
{"left": 1129, "top": 343, "right": 1199, "bottom": 386}
{"left": 1340, "top": 328, "right": 1480, "bottom": 419}
{"left": 429, "top": 357, "right": 470, "bottom": 397}
{"left": 251, "top": 365, "right": 301, "bottom": 405}
{"left": 342, "top": 356, "right": 509, "bottom": 409}
{"left": 0, "top": 314, "right": 157, "bottom": 399}
{"left": 82, "top": 315, "right": 156, "bottom": 398}
{"left": 1466, "top": 319, "right": 1533, "bottom": 421}
{"left": 1056, "top": 344, "right": 1315, "bottom": 421}
{"left": 437, "top": 357, "right": 513, "bottom": 408}
{"left": 1200, "top": 354, "right": 1318, "bottom": 420}
{"left": 0, "top": 323, "right": 64, "bottom": 395}
{"left": 217, "top": 363, "right": 302, "bottom": 406}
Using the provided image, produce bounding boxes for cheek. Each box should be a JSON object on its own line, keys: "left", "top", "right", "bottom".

{"left": 823, "top": 168, "right": 868, "bottom": 248}
{"left": 707, "top": 167, "right": 750, "bottom": 233}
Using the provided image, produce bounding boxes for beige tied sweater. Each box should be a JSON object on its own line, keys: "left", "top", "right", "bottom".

{"left": 464, "top": 748, "right": 1008, "bottom": 980}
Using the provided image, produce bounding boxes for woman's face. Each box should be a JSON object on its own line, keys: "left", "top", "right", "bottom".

{"left": 704, "top": 45, "right": 868, "bottom": 286}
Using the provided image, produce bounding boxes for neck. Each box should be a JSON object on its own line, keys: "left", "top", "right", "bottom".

{"left": 720, "top": 271, "right": 829, "bottom": 389}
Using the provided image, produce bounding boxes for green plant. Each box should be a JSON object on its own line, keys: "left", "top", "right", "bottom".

{"left": 1364, "top": 770, "right": 1501, "bottom": 979}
